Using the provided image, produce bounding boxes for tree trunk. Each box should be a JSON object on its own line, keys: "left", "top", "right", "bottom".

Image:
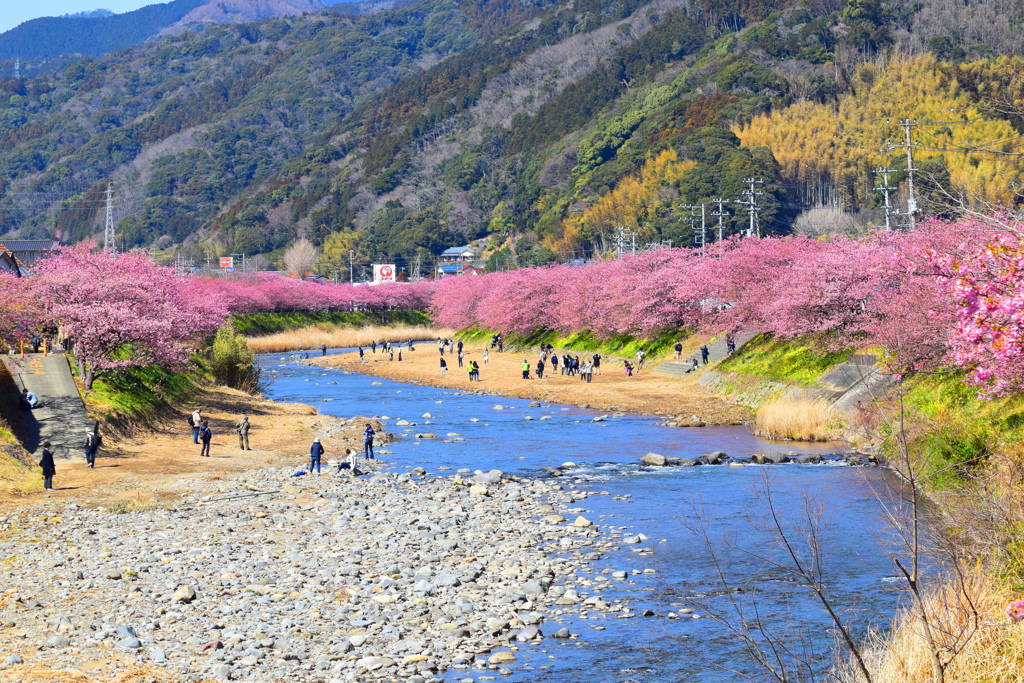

{"left": 84, "top": 367, "right": 95, "bottom": 391}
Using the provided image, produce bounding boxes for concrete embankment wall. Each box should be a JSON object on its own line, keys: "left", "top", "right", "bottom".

{"left": 0, "top": 359, "right": 32, "bottom": 464}
{"left": 699, "top": 353, "right": 893, "bottom": 450}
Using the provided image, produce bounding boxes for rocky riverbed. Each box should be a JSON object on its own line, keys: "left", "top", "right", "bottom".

{"left": 0, "top": 457, "right": 650, "bottom": 682}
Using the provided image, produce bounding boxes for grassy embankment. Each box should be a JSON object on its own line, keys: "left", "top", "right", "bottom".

{"left": 457, "top": 325, "right": 683, "bottom": 361}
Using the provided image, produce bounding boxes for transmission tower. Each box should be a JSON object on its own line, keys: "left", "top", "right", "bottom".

{"left": 738, "top": 178, "right": 764, "bottom": 237}
{"left": 873, "top": 168, "right": 900, "bottom": 230}
{"left": 411, "top": 252, "right": 422, "bottom": 280}
{"left": 711, "top": 198, "right": 730, "bottom": 242}
{"left": 104, "top": 184, "right": 116, "bottom": 253}
{"left": 14, "top": 58, "right": 21, "bottom": 80}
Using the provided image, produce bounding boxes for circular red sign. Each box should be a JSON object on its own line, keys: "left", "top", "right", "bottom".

{"left": 380, "top": 265, "right": 393, "bottom": 278}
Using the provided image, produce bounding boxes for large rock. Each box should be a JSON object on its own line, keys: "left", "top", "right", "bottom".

{"left": 488, "top": 651, "right": 517, "bottom": 664}
{"left": 640, "top": 453, "right": 667, "bottom": 466}
{"left": 516, "top": 625, "right": 542, "bottom": 641}
{"left": 573, "top": 516, "right": 593, "bottom": 527}
{"left": 796, "top": 453, "right": 823, "bottom": 464}
{"left": 172, "top": 585, "right": 196, "bottom": 603}
{"left": 469, "top": 485, "right": 489, "bottom": 497}
{"left": 764, "top": 453, "right": 790, "bottom": 464}
{"left": 473, "top": 470, "right": 503, "bottom": 485}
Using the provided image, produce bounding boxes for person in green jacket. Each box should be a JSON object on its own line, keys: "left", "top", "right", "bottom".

{"left": 522, "top": 359, "right": 531, "bottom": 380}
{"left": 236, "top": 415, "right": 250, "bottom": 450}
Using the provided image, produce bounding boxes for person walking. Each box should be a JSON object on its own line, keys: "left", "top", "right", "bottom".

{"left": 371, "top": 341, "right": 377, "bottom": 354}
{"left": 236, "top": 415, "right": 250, "bottom": 450}
{"left": 550, "top": 354, "right": 558, "bottom": 374}
{"left": 398, "top": 350, "right": 403, "bottom": 362}
{"left": 321, "top": 344, "right": 327, "bottom": 356}
{"left": 363, "top": 424, "right": 376, "bottom": 460}
{"left": 700, "top": 344, "right": 710, "bottom": 365}
{"left": 199, "top": 420, "right": 212, "bottom": 457}
{"left": 624, "top": 360, "right": 633, "bottom": 377}
{"left": 457, "top": 340, "right": 464, "bottom": 355}
{"left": 726, "top": 334, "right": 736, "bottom": 354}
{"left": 84, "top": 429, "right": 99, "bottom": 468}
{"left": 438, "top": 339, "right": 445, "bottom": 356}
{"left": 39, "top": 441, "right": 55, "bottom": 490}
{"left": 191, "top": 408, "right": 202, "bottom": 444}
{"left": 536, "top": 359, "right": 545, "bottom": 379}
{"left": 440, "top": 357, "right": 448, "bottom": 376}
{"left": 458, "top": 350, "right": 464, "bottom": 368}
{"left": 522, "top": 359, "right": 531, "bottom": 379}
{"left": 674, "top": 341, "right": 683, "bottom": 361}
{"left": 471, "top": 360, "right": 480, "bottom": 381}
{"left": 358, "top": 347, "right": 364, "bottom": 360}
{"left": 636, "top": 349, "right": 646, "bottom": 372}
{"left": 310, "top": 437, "right": 324, "bottom": 475}
{"left": 592, "top": 353, "right": 602, "bottom": 375}
{"left": 483, "top": 348, "right": 489, "bottom": 365}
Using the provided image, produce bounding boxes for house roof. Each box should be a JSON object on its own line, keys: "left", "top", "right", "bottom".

{"left": 440, "top": 246, "right": 476, "bottom": 257}
{"left": 0, "top": 240, "right": 57, "bottom": 252}
{"left": 438, "top": 263, "right": 463, "bottom": 273}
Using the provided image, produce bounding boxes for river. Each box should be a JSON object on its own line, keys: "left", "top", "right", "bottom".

{"left": 262, "top": 351, "right": 904, "bottom": 682}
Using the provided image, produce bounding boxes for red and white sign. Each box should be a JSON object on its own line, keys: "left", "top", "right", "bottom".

{"left": 373, "top": 264, "right": 396, "bottom": 283}
{"left": 219, "top": 256, "right": 234, "bottom": 270}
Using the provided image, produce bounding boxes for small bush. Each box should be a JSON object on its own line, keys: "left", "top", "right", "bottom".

{"left": 211, "top": 325, "right": 261, "bottom": 393}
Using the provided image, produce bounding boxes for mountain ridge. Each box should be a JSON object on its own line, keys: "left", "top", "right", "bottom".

{"left": 0, "top": 0, "right": 1021, "bottom": 271}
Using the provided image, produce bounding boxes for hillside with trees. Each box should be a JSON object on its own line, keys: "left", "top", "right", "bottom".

{"left": 0, "top": 0, "right": 1022, "bottom": 272}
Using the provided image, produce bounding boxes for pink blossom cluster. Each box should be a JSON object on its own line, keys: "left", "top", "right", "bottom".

{"left": 938, "top": 226, "right": 1024, "bottom": 395}
{"left": 31, "top": 244, "right": 229, "bottom": 386}
{"left": 0, "top": 274, "right": 43, "bottom": 350}
{"left": 193, "top": 274, "right": 436, "bottom": 314}
{"left": 432, "top": 221, "right": 983, "bottom": 378}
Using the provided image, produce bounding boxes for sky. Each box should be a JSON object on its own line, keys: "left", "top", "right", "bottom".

{"left": 1, "top": 1, "right": 157, "bottom": 35}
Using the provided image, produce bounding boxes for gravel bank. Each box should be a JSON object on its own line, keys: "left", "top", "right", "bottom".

{"left": 0, "top": 459, "right": 637, "bottom": 682}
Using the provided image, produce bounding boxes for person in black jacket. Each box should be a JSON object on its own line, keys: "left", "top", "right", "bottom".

{"left": 310, "top": 437, "right": 324, "bottom": 474}
{"left": 199, "top": 420, "right": 212, "bottom": 457}
{"left": 39, "top": 441, "right": 55, "bottom": 490}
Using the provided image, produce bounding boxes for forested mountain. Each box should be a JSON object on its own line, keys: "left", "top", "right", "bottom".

{"left": 1, "top": 0, "right": 1023, "bottom": 272}
{"left": 0, "top": 0, "right": 378, "bottom": 65}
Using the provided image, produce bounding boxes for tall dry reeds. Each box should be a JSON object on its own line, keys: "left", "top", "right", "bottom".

{"left": 753, "top": 396, "right": 844, "bottom": 441}
{"left": 246, "top": 325, "right": 454, "bottom": 354}
{"left": 840, "top": 571, "right": 1024, "bottom": 683}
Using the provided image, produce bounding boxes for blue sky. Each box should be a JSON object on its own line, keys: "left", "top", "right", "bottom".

{"left": 2, "top": 2, "right": 156, "bottom": 34}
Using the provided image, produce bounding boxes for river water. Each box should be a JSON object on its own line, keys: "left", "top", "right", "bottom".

{"left": 262, "top": 351, "right": 904, "bottom": 682}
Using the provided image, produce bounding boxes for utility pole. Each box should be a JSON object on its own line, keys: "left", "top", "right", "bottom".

{"left": 614, "top": 226, "right": 636, "bottom": 255}
{"left": 873, "top": 167, "right": 899, "bottom": 230}
{"left": 683, "top": 204, "right": 706, "bottom": 254}
{"left": 899, "top": 118, "right": 919, "bottom": 228}
{"left": 739, "top": 178, "right": 764, "bottom": 237}
{"left": 104, "top": 184, "right": 116, "bottom": 253}
{"left": 411, "top": 252, "right": 421, "bottom": 281}
{"left": 14, "top": 57, "right": 21, "bottom": 80}
{"left": 348, "top": 250, "right": 354, "bottom": 284}
{"left": 711, "top": 198, "right": 730, "bottom": 242}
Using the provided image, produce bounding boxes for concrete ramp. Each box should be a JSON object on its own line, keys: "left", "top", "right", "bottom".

{"left": 5, "top": 354, "right": 91, "bottom": 459}
{"left": 654, "top": 329, "right": 759, "bottom": 378}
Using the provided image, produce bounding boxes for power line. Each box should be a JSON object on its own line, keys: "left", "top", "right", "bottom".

{"left": 711, "top": 198, "right": 730, "bottom": 242}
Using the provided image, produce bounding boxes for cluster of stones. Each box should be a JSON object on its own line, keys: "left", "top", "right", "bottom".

{"left": 0, "top": 459, "right": 661, "bottom": 682}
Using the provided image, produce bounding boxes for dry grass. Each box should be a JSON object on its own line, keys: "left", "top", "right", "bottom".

{"left": 752, "top": 396, "right": 844, "bottom": 441}
{"left": 246, "top": 325, "right": 454, "bottom": 354}
{"left": 840, "top": 571, "right": 1024, "bottom": 683}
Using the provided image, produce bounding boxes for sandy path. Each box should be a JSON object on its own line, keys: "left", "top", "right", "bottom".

{"left": 315, "top": 342, "right": 749, "bottom": 424}
{"left": 5, "top": 386, "right": 367, "bottom": 511}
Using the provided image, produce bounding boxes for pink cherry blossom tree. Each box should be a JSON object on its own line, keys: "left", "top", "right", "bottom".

{"left": 33, "top": 244, "right": 229, "bottom": 389}
{"left": 0, "top": 274, "right": 44, "bottom": 350}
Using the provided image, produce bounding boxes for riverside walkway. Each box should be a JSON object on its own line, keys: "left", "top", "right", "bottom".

{"left": 6, "top": 353, "right": 91, "bottom": 458}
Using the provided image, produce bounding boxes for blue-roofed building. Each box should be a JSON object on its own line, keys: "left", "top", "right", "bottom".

{"left": 439, "top": 246, "right": 477, "bottom": 262}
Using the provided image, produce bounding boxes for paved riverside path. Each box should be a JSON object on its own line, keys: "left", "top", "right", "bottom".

{"left": 653, "top": 329, "right": 760, "bottom": 378}
{"left": 6, "top": 353, "right": 91, "bottom": 458}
